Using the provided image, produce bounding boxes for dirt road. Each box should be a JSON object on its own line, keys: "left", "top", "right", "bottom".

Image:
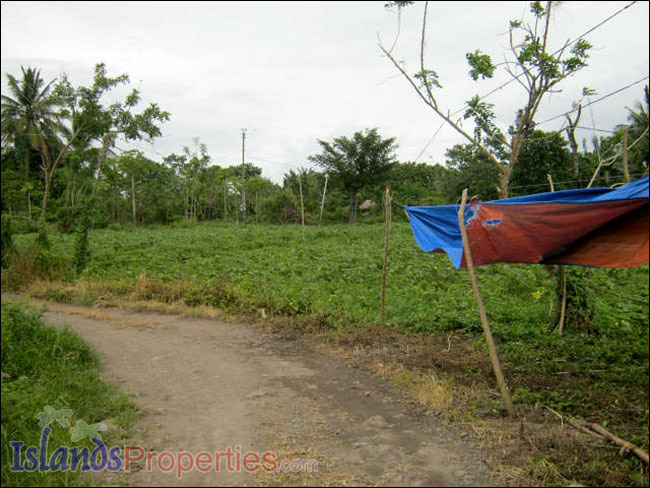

{"left": 3, "top": 296, "right": 491, "bottom": 486}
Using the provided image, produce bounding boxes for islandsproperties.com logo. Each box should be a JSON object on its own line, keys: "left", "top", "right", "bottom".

{"left": 9, "top": 406, "right": 318, "bottom": 479}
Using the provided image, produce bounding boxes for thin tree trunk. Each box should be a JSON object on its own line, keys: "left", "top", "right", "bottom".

{"left": 547, "top": 175, "right": 567, "bottom": 336}
{"left": 41, "top": 175, "right": 50, "bottom": 223}
{"left": 348, "top": 190, "right": 358, "bottom": 224}
{"left": 131, "top": 172, "right": 137, "bottom": 226}
{"left": 39, "top": 127, "right": 82, "bottom": 225}
{"left": 224, "top": 186, "right": 228, "bottom": 222}
{"left": 622, "top": 128, "right": 630, "bottom": 183}
{"left": 498, "top": 166, "right": 510, "bottom": 199}
{"left": 565, "top": 107, "right": 583, "bottom": 187}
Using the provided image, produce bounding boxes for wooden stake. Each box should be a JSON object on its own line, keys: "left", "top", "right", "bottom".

{"left": 380, "top": 188, "right": 392, "bottom": 324}
{"left": 622, "top": 127, "right": 630, "bottom": 183}
{"left": 546, "top": 173, "right": 555, "bottom": 192}
{"left": 298, "top": 174, "right": 306, "bottom": 242}
{"left": 557, "top": 269, "right": 567, "bottom": 335}
{"left": 319, "top": 175, "right": 329, "bottom": 228}
{"left": 458, "top": 189, "right": 515, "bottom": 417}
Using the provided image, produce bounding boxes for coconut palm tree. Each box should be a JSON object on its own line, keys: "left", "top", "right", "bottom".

{"left": 1, "top": 67, "right": 62, "bottom": 154}
{"left": 1, "top": 67, "right": 66, "bottom": 223}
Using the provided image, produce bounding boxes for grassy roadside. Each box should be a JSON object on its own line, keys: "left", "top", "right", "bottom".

{"left": 0, "top": 302, "right": 139, "bottom": 487}
{"left": 2, "top": 222, "right": 648, "bottom": 486}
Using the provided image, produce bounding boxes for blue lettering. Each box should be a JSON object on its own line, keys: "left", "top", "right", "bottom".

{"left": 108, "top": 446, "right": 123, "bottom": 471}
{"left": 90, "top": 438, "right": 107, "bottom": 471}
{"left": 38, "top": 427, "right": 51, "bottom": 471}
{"left": 69, "top": 447, "right": 91, "bottom": 472}
{"left": 49, "top": 446, "right": 70, "bottom": 471}
{"left": 25, "top": 446, "right": 38, "bottom": 471}
{"left": 9, "top": 441, "right": 24, "bottom": 471}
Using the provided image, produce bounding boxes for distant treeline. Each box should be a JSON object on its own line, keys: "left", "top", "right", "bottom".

{"left": 2, "top": 126, "right": 647, "bottom": 232}
{"left": 1, "top": 63, "right": 647, "bottom": 232}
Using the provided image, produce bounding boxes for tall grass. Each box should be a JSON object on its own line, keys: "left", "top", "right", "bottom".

{"left": 1, "top": 303, "right": 138, "bottom": 487}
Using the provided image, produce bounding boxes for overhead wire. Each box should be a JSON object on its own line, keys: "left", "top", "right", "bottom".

{"left": 412, "top": 1, "right": 642, "bottom": 160}
{"left": 537, "top": 76, "right": 650, "bottom": 126}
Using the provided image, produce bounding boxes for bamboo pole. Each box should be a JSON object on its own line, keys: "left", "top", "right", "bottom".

{"left": 458, "top": 189, "right": 515, "bottom": 416}
{"left": 298, "top": 174, "right": 306, "bottom": 242}
{"left": 319, "top": 175, "right": 329, "bottom": 228}
{"left": 380, "top": 188, "right": 392, "bottom": 324}
{"left": 587, "top": 422, "right": 649, "bottom": 465}
{"left": 564, "top": 418, "right": 649, "bottom": 465}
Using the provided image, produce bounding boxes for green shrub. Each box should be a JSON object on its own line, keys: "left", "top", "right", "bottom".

{"left": 6, "top": 216, "right": 38, "bottom": 235}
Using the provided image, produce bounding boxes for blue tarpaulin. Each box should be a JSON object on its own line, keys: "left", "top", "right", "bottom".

{"left": 404, "top": 176, "right": 649, "bottom": 269}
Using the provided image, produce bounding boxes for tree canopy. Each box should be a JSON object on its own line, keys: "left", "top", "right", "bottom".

{"left": 308, "top": 128, "right": 397, "bottom": 223}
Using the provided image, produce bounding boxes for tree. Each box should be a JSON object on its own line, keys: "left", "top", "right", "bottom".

{"left": 443, "top": 130, "right": 573, "bottom": 200}
{"left": 377, "top": 161, "right": 448, "bottom": 205}
{"left": 283, "top": 168, "right": 324, "bottom": 218}
{"left": 7, "top": 63, "right": 170, "bottom": 226}
{"left": 1, "top": 67, "right": 62, "bottom": 160}
{"left": 246, "top": 176, "right": 278, "bottom": 222}
{"left": 444, "top": 143, "right": 500, "bottom": 201}
{"left": 380, "top": 1, "right": 592, "bottom": 198}
{"left": 308, "top": 128, "right": 397, "bottom": 223}
{"left": 165, "top": 139, "right": 210, "bottom": 221}
{"left": 1, "top": 67, "right": 64, "bottom": 219}
{"left": 511, "top": 130, "right": 573, "bottom": 191}
{"left": 115, "top": 150, "right": 149, "bottom": 225}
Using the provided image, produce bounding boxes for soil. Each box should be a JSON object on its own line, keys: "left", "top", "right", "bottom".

{"left": 2, "top": 295, "right": 492, "bottom": 486}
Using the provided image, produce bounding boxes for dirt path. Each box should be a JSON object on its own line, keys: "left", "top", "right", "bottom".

{"left": 2, "top": 296, "right": 491, "bottom": 486}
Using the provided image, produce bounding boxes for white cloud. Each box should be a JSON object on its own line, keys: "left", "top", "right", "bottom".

{"left": 2, "top": 1, "right": 648, "bottom": 184}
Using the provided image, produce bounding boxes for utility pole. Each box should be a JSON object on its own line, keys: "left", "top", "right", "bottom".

{"left": 241, "top": 128, "right": 247, "bottom": 221}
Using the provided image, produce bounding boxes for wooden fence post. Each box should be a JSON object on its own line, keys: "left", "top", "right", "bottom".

{"left": 380, "top": 188, "right": 392, "bottom": 324}
{"left": 298, "top": 174, "right": 306, "bottom": 242}
{"left": 319, "top": 175, "right": 329, "bottom": 228}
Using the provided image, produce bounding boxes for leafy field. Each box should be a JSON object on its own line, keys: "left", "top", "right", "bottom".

{"left": 13, "top": 222, "right": 558, "bottom": 332}
{"left": 6, "top": 221, "right": 650, "bottom": 486}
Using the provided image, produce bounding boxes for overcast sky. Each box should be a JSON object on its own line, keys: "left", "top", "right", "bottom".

{"left": 1, "top": 1, "right": 648, "bottom": 183}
